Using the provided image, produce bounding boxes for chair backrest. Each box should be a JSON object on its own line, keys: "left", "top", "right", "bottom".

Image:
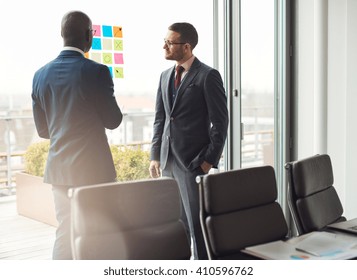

{"left": 69, "top": 177, "right": 191, "bottom": 260}
{"left": 197, "top": 166, "right": 288, "bottom": 260}
{"left": 285, "top": 154, "right": 346, "bottom": 235}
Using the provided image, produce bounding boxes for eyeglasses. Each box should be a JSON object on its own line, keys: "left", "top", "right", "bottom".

{"left": 164, "top": 39, "right": 186, "bottom": 47}
{"left": 89, "top": 29, "right": 96, "bottom": 36}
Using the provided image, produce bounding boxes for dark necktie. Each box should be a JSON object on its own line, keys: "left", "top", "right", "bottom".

{"left": 174, "top": 66, "right": 185, "bottom": 89}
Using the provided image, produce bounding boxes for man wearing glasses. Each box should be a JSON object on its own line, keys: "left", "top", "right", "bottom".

{"left": 149, "top": 22, "right": 229, "bottom": 260}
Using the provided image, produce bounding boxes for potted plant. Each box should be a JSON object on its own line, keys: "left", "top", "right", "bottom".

{"left": 15, "top": 140, "right": 58, "bottom": 226}
{"left": 16, "top": 141, "right": 150, "bottom": 227}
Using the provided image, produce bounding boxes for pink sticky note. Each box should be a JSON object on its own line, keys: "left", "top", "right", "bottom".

{"left": 92, "top": 25, "right": 101, "bottom": 37}
{"left": 114, "top": 53, "right": 124, "bottom": 64}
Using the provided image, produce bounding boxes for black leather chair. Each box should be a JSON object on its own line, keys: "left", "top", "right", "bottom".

{"left": 69, "top": 177, "right": 191, "bottom": 260}
{"left": 196, "top": 166, "right": 288, "bottom": 260}
{"left": 285, "top": 154, "right": 346, "bottom": 235}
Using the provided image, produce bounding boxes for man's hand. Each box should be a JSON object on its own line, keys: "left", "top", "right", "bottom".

{"left": 149, "top": 160, "right": 161, "bottom": 178}
{"left": 200, "top": 161, "right": 213, "bottom": 174}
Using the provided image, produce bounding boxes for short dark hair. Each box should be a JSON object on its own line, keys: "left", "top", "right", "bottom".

{"left": 168, "top": 22, "right": 198, "bottom": 49}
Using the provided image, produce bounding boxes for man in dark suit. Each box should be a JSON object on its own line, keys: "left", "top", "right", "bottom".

{"left": 149, "top": 22, "right": 229, "bottom": 260}
{"left": 32, "top": 10, "right": 122, "bottom": 259}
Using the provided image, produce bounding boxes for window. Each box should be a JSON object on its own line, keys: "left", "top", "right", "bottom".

{"left": 0, "top": 0, "right": 214, "bottom": 190}
{"left": 241, "top": 0, "right": 275, "bottom": 168}
{"left": 0, "top": 0, "right": 214, "bottom": 148}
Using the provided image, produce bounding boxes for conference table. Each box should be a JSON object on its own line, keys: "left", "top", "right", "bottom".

{"left": 242, "top": 228, "right": 357, "bottom": 260}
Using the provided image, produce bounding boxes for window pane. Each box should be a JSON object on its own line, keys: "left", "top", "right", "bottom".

{"left": 241, "top": 0, "right": 275, "bottom": 167}
{"left": 0, "top": 0, "right": 213, "bottom": 148}
{"left": 0, "top": 0, "right": 213, "bottom": 190}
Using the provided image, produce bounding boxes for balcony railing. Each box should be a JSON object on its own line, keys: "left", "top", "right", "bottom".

{"left": 0, "top": 114, "right": 274, "bottom": 196}
{"left": 0, "top": 113, "right": 155, "bottom": 196}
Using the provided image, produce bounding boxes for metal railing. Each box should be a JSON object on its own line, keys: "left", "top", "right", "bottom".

{"left": 1, "top": 114, "right": 274, "bottom": 195}
{"left": 0, "top": 113, "right": 155, "bottom": 195}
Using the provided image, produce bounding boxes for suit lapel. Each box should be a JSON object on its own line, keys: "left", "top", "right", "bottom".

{"left": 172, "top": 58, "right": 201, "bottom": 110}
{"left": 162, "top": 67, "right": 175, "bottom": 111}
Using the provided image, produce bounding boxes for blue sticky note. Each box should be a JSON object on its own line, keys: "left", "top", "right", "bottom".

{"left": 107, "top": 66, "right": 113, "bottom": 78}
{"left": 92, "top": 38, "right": 102, "bottom": 50}
{"left": 102, "top": 25, "right": 113, "bottom": 37}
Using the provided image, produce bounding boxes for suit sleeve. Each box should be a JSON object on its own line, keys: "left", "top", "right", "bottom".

{"left": 94, "top": 65, "right": 123, "bottom": 130}
{"left": 150, "top": 75, "right": 165, "bottom": 161}
{"left": 32, "top": 79, "right": 50, "bottom": 139}
{"left": 203, "top": 69, "right": 229, "bottom": 166}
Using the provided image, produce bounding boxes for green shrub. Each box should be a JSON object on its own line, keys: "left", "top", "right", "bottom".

{"left": 23, "top": 140, "right": 50, "bottom": 177}
{"left": 24, "top": 141, "right": 150, "bottom": 181}
{"left": 111, "top": 145, "right": 150, "bottom": 181}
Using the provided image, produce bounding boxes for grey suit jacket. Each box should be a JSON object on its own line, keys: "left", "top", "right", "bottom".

{"left": 32, "top": 50, "right": 122, "bottom": 186}
{"left": 151, "top": 58, "right": 228, "bottom": 171}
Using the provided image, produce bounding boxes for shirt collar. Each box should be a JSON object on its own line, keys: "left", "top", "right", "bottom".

{"left": 177, "top": 55, "right": 195, "bottom": 72}
{"left": 63, "top": 46, "right": 85, "bottom": 56}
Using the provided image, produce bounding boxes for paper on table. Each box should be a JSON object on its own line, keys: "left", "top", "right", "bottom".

{"left": 242, "top": 231, "right": 357, "bottom": 260}
{"left": 295, "top": 231, "right": 356, "bottom": 257}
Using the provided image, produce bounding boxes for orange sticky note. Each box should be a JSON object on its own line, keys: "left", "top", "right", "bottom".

{"left": 113, "top": 26, "right": 123, "bottom": 38}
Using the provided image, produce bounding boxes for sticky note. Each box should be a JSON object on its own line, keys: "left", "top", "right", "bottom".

{"left": 92, "top": 25, "right": 101, "bottom": 37}
{"left": 114, "top": 39, "right": 123, "bottom": 51}
{"left": 102, "top": 25, "right": 113, "bottom": 37}
{"left": 91, "top": 53, "right": 102, "bottom": 63}
{"left": 102, "top": 38, "right": 113, "bottom": 50}
{"left": 114, "top": 67, "right": 124, "bottom": 78}
{"left": 102, "top": 53, "right": 113, "bottom": 64}
{"left": 113, "top": 26, "right": 123, "bottom": 38}
{"left": 107, "top": 66, "right": 113, "bottom": 78}
{"left": 92, "top": 38, "right": 102, "bottom": 50}
{"left": 114, "top": 53, "right": 124, "bottom": 64}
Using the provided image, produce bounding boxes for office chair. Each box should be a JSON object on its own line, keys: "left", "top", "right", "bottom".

{"left": 197, "top": 166, "right": 288, "bottom": 260}
{"left": 69, "top": 177, "right": 191, "bottom": 260}
{"left": 285, "top": 154, "right": 346, "bottom": 235}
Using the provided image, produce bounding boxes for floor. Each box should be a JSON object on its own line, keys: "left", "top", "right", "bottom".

{"left": 0, "top": 196, "right": 56, "bottom": 260}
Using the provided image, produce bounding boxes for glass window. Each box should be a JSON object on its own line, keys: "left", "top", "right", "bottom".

{"left": 241, "top": 0, "right": 275, "bottom": 167}
{"left": 0, "top": 0, "right": 213, "bottom": 191}
{"left": 0, "top": 0, "right": 213, "bottom": 145}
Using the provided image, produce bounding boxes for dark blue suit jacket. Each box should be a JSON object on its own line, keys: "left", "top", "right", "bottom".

{"left": 32, "top": 50, "right": 122, "bottom": 186}
{"left": 150, "top": 58, "right": 228, "bottom": 171}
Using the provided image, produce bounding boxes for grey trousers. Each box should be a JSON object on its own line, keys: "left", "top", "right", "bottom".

{"left": 162, "top": 155, "right": 208, "bottom": 260}
{"left": 52, "top": 185, "right": 73, "bottom": 260}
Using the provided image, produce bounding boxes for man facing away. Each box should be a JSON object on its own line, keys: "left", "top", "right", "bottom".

{"left": 149, "top": 22, "right": 229, "bottom": 260}
{"left": 32, "top": 10, "right": 123, "bottom": 259}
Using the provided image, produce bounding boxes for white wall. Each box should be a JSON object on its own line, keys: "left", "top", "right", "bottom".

{"left": 294, "top": 0, "right": 357, "bottom": 218}
{"left": 294, "top": 0, "right": 315, "bottom": 159}
{"left": 328, "top": 0, "right": 347, "bottom": 214}
{"left": 345, "top": 0, "right": 357, "bottom": 218}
